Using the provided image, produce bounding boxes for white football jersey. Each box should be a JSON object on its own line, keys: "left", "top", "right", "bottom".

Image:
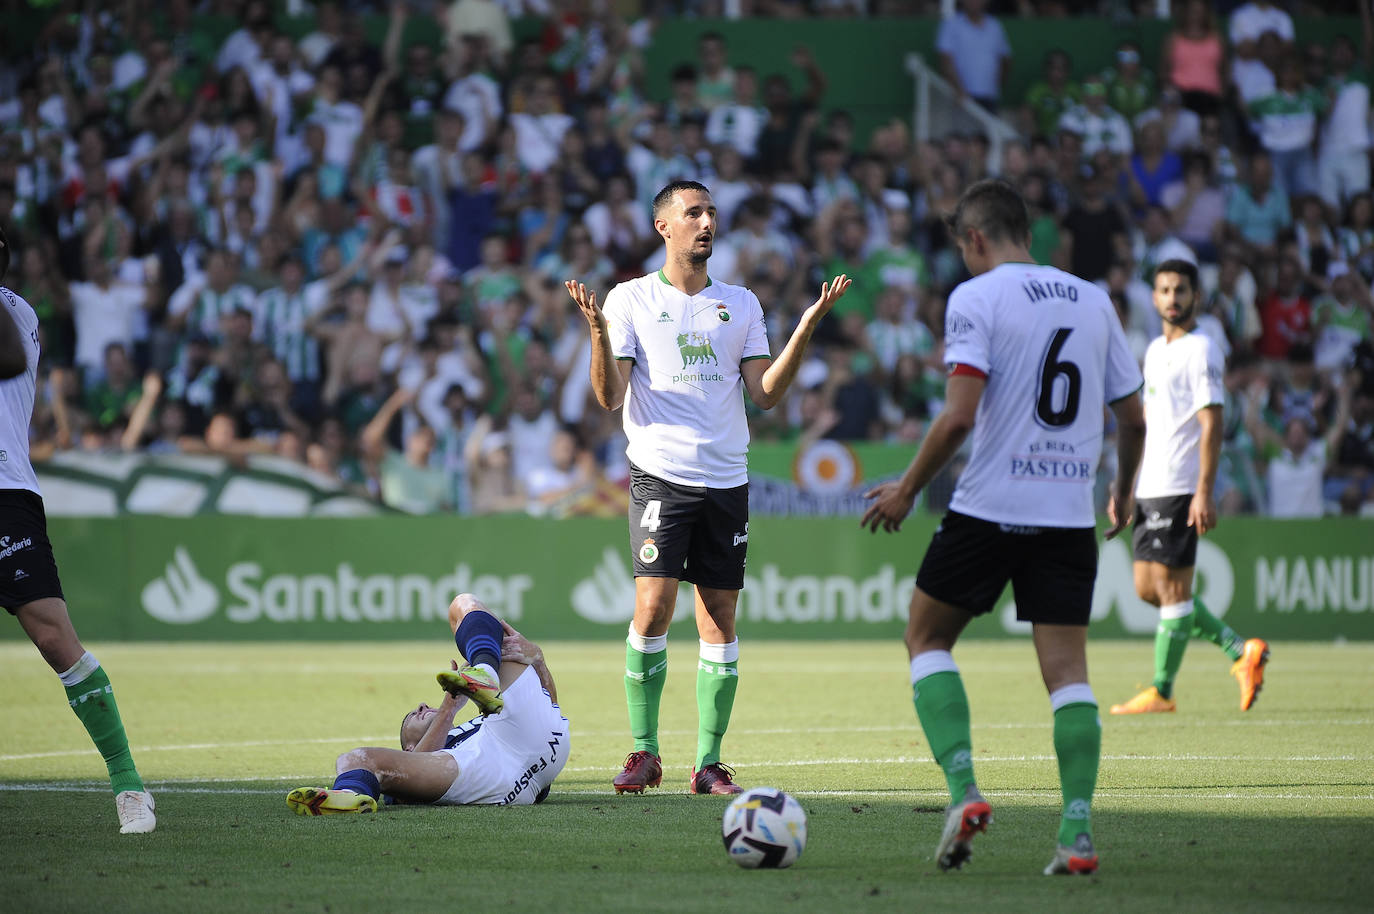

{"left": 435, "top": 667, "right": 569, "bottom": 806}
{"left": 1136, "top": 330, "right": 1226, "bottom": 499}
{"left": 943, "top": 263, "right": 1143, "bottom": 527}
{"left": 0, "top": 287, "right": 41, "bottom": 495}
{"left": 603, "top": 271, "right": 770, "bottom": 488}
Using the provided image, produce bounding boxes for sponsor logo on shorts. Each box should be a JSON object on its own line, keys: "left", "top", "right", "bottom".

{"left": 0, "top": 535, "right": 33, "bottom": 561}
{"left": 1142, "top": 512, "right": 1171, "bottom": 531}
{"left": 639, "top": 539, "right": 659, "bottom": 564}
{"left": 733, "top": 524, "right": 749, "bottom": 547}
{"left": 13, "top": 569, "right": 27, "bottom": 581}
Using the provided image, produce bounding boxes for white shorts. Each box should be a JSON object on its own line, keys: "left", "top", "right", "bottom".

{"left": 435, "top": 665, "right": 570, "bottom": 806}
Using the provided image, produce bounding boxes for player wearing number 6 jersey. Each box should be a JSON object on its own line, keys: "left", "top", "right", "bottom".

{"left": 566, "top": 180, "right": 850, "bottom": 797}
{"left": 862, "top": 180, "right": 1146, "bottom": 876}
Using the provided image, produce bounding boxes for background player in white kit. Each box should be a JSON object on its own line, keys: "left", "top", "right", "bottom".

{"left": 861, "top": 180, "right": 1146, "bottom": 875}
{"left": 287, "top": 594, "right": 567, "bottom": 813}
{"left": 564, "top": 180, "right": 850, "bottom": 796}
{"left": 0, "top": 225, "right": 156, "bottom": 834}
{"left": 1110, "top": 260, "right": 1270, "bottom": 716}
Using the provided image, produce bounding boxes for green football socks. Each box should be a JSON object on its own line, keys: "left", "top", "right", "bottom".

{"left": 1051, "top": 686, "right": 1101, "bottom": 846}
{"left": 1152, "top": 601, "right": 1194, "bottom": 699}
{"left": 911, "top": 662, "right": 977, "bottom": 803}
{"left": 1190, "top": 596, "right": 1245, "bottom": 661}
{"left": 625, "top": 633, "right": 668, "bottom": 757}
{"left": 696, "top": 640, "right": 739, "bottom": 768}
{"left": 60, "top": 653, "right": 144, "bottom": 795}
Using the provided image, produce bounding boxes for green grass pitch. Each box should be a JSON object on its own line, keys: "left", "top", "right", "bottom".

{"left": 1, "top": 640, "right": 1371, "bottom": 913}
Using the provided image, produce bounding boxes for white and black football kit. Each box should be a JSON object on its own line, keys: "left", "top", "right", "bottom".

{"left": 916, "top": 263, "right": 1143, "bottom": 624}
{"left": 432, "top": 666, "right": 569, "bottom": 806}
{"left": 1132, "top": 330, "right": 1226, "bottom": 568}
{"left": 603, "top": 271, "right": 769, "bottom": 590}
{"left": 0, "top": 287, "right": 64, "bottom": 612}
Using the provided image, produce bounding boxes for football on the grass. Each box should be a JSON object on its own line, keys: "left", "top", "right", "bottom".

{"left": 721, "top": 787, "right": 807, "bottom": 869}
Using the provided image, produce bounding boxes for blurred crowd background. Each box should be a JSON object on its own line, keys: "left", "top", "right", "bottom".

{"left": 1, "top": 0, "right": 1371, "bottom": 518}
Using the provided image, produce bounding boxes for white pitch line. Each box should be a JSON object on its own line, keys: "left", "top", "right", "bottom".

{"left": 1, "top": 783, "right": 1372, "bottom": 802}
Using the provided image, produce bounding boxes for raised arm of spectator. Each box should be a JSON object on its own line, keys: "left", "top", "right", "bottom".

{"left": 49, "top": 368, "right": 74, "bottom": 449}
{"left": 1242, "top": 378, "right": 1283, "bottom": 452}
{"left": 361, "top": 385, "right": 415, "bottom": 462}
{"left": 119, "top": 372, "right": 163, "bottom": 451}
{"left": 383, "top": 1, "right": 408, "bottom": 72}
{"left": 793, "top": 45, "right": 827, "bottom": 106}
{"left": 1324, "top": 378, "right": 1355, "bottom": 459}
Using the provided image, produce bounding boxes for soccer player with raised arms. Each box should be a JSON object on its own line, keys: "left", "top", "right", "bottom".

{"left": 862, "top": 180, "right": 1146, "bottom": 875}
{"left": 0, "top": 225, "right": 157, "bottom": 834}
{"left": 1109, "top": 260, "right": 1270, "bottom": 716}
{"left": 566, "top": 180, "right": 849, "bottom": 796}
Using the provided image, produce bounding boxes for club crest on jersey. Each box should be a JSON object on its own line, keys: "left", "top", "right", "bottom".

{"left": 716, "top": 304, "right": 730, "bottom": 322}
{"left": 639, "top": 539, "right": 659, "bottom": 564}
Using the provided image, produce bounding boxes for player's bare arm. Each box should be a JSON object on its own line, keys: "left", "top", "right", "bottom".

{"left": 0, "top": 296, "right": 26, "bottom": 379}
{"left": 501, "top": 620, "right": 557, "bottom": 703}
{"left": 861, "top": 373, "right": 985, "bottom": 533}
{"left": 742, "top": 275, "right": 851, "bottom": 410}
{"left": 565, "top": 280, "right": 630, "bottom": 411}
{"left": 1189, "top": 403, "right": 1222, "bottom": 535}
{"left": 412, "top": 660, "right": 468, "bottom": 754}
{"left": 1105, "top": 392, "right": 1146, "bottom": 540}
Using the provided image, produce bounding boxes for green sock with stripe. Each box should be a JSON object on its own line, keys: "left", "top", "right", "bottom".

{"left": 625, "top": 629, "right": 668, "bottom": 757}
{"left": 910, "top": 652, "right": 977, "bottom": 803}
{"left": 1051, "top": 685, "right": 1101, "bottom": 847}
{"left": 1152, "top": 601, "right": 1193, "bottom": 700}
{"left": 1189, "top": 596, "right": 1245, "bottom": 661}
{"left": 696, "top": 640, "right": 739, "bottom": 768}
{"left": 61, "top": 653, "right": 144, "bottom": 795}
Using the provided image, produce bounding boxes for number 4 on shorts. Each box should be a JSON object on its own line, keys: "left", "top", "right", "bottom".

{"left": 640, "top": 500, "right": 661, "bottom": 532}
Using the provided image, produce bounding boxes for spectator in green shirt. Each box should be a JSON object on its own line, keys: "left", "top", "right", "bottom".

{"left": 1023, "top": 49, "right": 1080, "bottom": 138}
{"left": 1103, "top": 41, "right": 1156, "bottom": 124}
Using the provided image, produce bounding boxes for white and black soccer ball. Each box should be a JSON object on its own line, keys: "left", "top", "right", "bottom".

{"left": 721, "top": 787, "right": 807, "bottom": 869}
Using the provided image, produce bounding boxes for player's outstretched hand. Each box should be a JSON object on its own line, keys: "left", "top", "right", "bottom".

{"left": 860, "top": 481, "right": 915, "bottom": 534}
{"left": 1104, "top": 490, "right": 1134, "bottom": 540}
{"left": 565, "top": 280, "right": 604, "bottom": 329}
{"left": 809, "top": 274, "right": 852, "bottom": 319}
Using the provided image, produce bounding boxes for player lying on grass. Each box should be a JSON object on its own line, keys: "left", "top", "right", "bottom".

{"left": 287, "top": 594, "right": 568, "bottom": 813}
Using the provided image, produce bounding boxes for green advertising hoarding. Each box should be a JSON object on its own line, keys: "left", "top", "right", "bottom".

{"left": 7, "top": 516, "right": 1368, "bottom": 642}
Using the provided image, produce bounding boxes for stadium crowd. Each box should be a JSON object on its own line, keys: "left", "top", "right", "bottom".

{"left": 0, "top": 0, "right": 1371, "bottom": 518}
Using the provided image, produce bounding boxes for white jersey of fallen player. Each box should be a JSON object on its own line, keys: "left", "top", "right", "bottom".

{"left": 943, "top": 262, "right": 1143, "bottom": 528}
{"left": 435, "top": 666, "right": 569, "bottom": 806}
{"left": 1135, "top": 329, "right": 1226, "bottom": 499}
{"left": 0, "top": 287, "right": 42, "bottom": 495}
{"left": 603, "top": 271, "right": 770, "bottom": 488}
